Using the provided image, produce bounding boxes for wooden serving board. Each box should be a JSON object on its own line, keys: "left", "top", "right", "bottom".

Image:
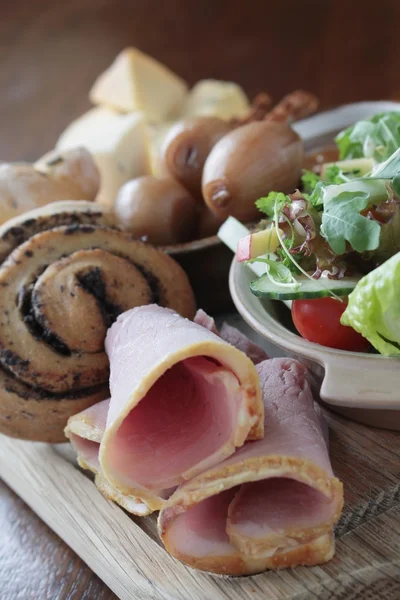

{"left": 1, "top": 317, "right": 400, "bottom": 599}
{"left": 1, "top": 406, "right": 400, "bottom": 599}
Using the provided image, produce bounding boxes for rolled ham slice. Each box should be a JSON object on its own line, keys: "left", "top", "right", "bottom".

{"left": 65, "top": 398, "right": 151, "bottom": 516}
{"left": 100, "top": 305, "right": 263, "bottom": 511}
{"left": 158, "top": 358, "right": 343, "bottom": 575}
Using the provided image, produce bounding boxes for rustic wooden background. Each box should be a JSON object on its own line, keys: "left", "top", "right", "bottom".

{"left": 1, "top": 1, "right": 400, "bottom": 599}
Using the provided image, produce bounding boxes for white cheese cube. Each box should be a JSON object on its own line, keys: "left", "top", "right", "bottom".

{"left": 56, "top": 107, "right": 151, "bottom": 207}
{"left": 145, "top": 122, "right": 175, "bottom": 177}
{"left": 183, "top": 80, "right": 250, "bottom": 120}
{"left": 89, "top": 48, "right": 188, "bottom": 122}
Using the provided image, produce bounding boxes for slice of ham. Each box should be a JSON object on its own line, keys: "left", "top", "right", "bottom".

{"left": 194, "top": 309, "right": 269, "bottom": 365}
{"left": 98, "top": 305, "right": 263, "bottom": 511}
{"left": 65, "top": 398, "right": 151, "bottom": 516}
{"left": 158, "top": 358, "right": 343, "bottom": 575}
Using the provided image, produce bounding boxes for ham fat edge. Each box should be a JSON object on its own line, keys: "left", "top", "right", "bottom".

{"left": 66, "top": 305, "right": 263, "bottom": 512}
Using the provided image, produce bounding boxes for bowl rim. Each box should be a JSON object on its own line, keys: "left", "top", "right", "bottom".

{"left": 229, "top": 259, "right": 397, "bottom": 364}
{"left": 229, "top": 258, "right": 400, "bottom": 410}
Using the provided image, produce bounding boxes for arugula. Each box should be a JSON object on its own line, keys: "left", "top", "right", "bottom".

{"left": 336, "top": 112, "right": 400, "bottom": 162}
{"left": 315, "top": 146, "right": 400, "bottom": 254}
{"left": 256, "top": 192, "right": 289, "bottom": 218}
{"left": 301, "top": 170, "right": 320, "bottom": 194}
{"left": 321, "top": 189, "right": 382, "bottom": 254}
{"left": 369, "top": 147, "right": 400, "bottom": 187}
{"left": 319, "top": 178, "right": 389, "bottom": 253}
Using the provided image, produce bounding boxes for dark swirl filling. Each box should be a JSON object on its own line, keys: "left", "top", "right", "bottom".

{"left": 2, "top": 365, "right": 107, "bottom": 401}
{"left": 77, "top": 267, "right": 122, "bottom": 329}
{"left": 17, "top": 259, "right": 161, "bottom": 357}
{"left": 132, "top": 262, "right": 160, "bottom": 305}
{"left": 20, "top": 285, "right": 72, "bottom": 356}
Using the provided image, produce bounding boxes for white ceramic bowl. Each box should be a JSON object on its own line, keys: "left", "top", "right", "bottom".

{"left": 229, "top": 259, "right": 400, "bottom": 430}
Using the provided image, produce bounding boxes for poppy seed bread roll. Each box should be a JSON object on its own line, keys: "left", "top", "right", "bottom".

{"left": 0, "top": 202, "right": 195, "bottom": 442}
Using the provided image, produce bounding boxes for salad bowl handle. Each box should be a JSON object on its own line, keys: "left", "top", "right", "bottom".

{"left": 319, "top": 356, "right": 400, "bottom": 410}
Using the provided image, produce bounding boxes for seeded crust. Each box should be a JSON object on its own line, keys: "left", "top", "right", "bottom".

{"left": 0, "top": 200, "right": 113, "bottom": 262}
{"left": 0, "top": 365, "right": 108, "bottom": 443}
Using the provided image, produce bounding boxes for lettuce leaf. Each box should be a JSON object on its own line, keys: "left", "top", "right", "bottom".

{"left": 341, "top": 252, "right": 400, "bottom": 355}
{"left": 336, "top": 112, "right": 400, "bottom": 162}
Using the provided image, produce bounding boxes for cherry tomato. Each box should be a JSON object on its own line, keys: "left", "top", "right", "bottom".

{"left": 291, "top": 297, "right": 370, "bottom": 352}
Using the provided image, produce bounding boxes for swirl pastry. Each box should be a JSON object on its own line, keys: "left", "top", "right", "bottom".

{"left": 0, "top": 202, "right": 195, "bottom": 443}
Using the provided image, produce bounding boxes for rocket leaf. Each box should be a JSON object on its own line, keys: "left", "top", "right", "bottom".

{"left": 321, "top": 189, "right": 381, "bottom": 254}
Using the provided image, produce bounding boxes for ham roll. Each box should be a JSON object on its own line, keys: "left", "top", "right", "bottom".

{"left": 65, "top": 309, "right": 264, "bottom": 513}
{"left": 0, "top": 202, "right": 195, "bottom": 443}
{"left": 96, "top": 305, "right": 263, "bottom": 511}
{"left": 158, "top": 358, "right": 343, "bottom": 575}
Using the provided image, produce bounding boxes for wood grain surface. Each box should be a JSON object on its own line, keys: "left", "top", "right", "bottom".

{"left": 1, "top": 1, "right": 400, "bottom": 599}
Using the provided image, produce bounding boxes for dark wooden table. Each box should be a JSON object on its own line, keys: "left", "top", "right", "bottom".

{"left": 1, "top": 1, "right": 400, "bottom": 598}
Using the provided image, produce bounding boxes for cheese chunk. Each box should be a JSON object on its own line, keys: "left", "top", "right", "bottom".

{"left": 89, "top": 48, "right": 188, "bottom": 121}
{"left": 146, "top": 122, "right": 174, "bottom": 177}
{"left": 183, "top": 80, "right": 250, "bottom": 120}
{"left": 56, "top": 108, "right": 151, "bottom": 208}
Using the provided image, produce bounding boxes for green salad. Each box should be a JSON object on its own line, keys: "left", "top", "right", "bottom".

{"left": 227, "top": 111, "right": 400, "bottom": 355}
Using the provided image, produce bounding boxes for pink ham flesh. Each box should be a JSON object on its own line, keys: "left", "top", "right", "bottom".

{"left": 68, "top": 434, "right": 101, "bottom": 472}
{"left": 227, "top": 478, "right": 335, "bottom": 541}
{"left": 65, "top": 398, "right": 152, "bottom": 516}
{"left": 166, "top": 478, "right": 332, "bottom": 559}
{"left": 108, "top": 357, "right": 241, "bottom": 490}
{"left": 167, "top": 489, "right": 237, "bottom": 558}
{"left": 159, "top": 358, "right": 343, "bottom": 572}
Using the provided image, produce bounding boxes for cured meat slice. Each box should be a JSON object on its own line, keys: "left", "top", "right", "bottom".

{"left": 65, "top": 398, "right": 151, "bottom": 516}
{"left": 100, "top": 305, "right": 263, "bottom": 511}
{"left": 158, "top": 358, "right": 343, "bottom": 575}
